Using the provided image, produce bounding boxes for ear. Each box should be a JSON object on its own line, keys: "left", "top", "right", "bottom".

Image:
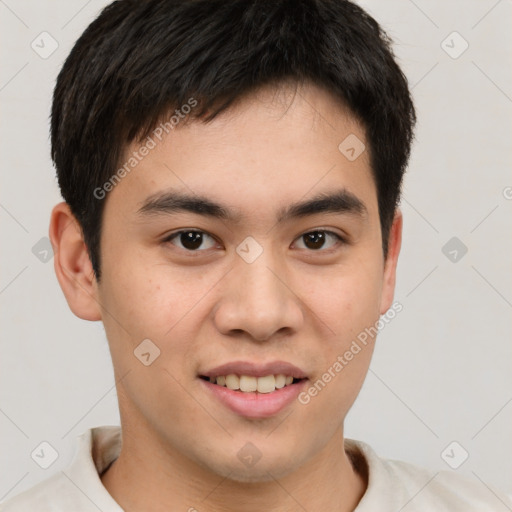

{"left": 49, "top": 202, "right": 102, "bottom": 321}
{"left": 379, "top": 209, "right": 403, "bottom": 315}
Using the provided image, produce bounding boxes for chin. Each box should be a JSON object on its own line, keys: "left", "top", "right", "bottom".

{"left": 215, "top": 451, "right": 304, "bottom": 483}
{"left": 219, "top": 465, "right": 295, "bottom": 484}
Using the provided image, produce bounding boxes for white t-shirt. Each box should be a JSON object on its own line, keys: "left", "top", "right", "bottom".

{"left": 1, "top": 425, "right": 511, "bottom": 511}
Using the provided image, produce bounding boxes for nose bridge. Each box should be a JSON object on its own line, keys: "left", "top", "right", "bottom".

{"left": 241, "top": 252, "right": 284, "bottom": 307}
{"left": 213, "top": 242, "right": 303, "bottom": 340}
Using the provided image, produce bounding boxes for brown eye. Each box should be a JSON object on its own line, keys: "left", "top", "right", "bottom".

{"left": 164, "top": 230, "right": 217, "bottom": 251}
{"left": 294, "top": 230, "right": 344, "bottom": 251}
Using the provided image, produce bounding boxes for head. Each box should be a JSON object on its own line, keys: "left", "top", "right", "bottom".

{"left": 50, "top": 0, "right": 415, "bottom": 483}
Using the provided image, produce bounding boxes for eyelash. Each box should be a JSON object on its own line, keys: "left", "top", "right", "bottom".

{"left": 161, "top": 229, "right": 347, "bottom": 254}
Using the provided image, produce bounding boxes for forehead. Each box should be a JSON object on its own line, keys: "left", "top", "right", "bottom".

{"left": 106, "top": 82, "right": 376, "bottom": 223}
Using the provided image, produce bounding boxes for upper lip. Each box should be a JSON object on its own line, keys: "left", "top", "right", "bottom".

{"left": 200, "top": 360, "right": 308, "bottom": 379}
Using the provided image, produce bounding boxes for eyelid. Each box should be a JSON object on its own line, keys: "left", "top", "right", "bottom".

{"left": 162, "top": 229, "right": 220, "bottom": 252}
{"left": 292, "top": 229, "right": 347, "bottom": 251}
{"left": 162, "top": 227, "right": 348, "bottom": 254}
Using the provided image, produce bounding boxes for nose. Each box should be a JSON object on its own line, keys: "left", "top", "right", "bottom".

{"left": 213, "top": 248, "right": 304, "bottom": 342}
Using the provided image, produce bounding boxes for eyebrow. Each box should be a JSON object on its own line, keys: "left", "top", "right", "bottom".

{"left": 136, "top": 188, "right": 367, "bottom": 223}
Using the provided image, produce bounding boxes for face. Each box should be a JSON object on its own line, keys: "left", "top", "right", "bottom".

{"left": 87, "top": 82, "right": 400, "bottom": 482}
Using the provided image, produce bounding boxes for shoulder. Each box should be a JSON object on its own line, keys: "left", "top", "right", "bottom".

{"left": 0, "top": 471, "right": 91, "bottom": 512}
{"left": 0, "top": 426, "right": 123, "bottom": 512}
{"left": 346, "top": 439, "right": 512, "bottom": 511}
{"left": 382, "top": 457, "right": 512, "bottom": 511}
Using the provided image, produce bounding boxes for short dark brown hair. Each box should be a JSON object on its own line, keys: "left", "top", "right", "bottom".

{"left": 51, "top": 0, "right": 416, "bottom": 281}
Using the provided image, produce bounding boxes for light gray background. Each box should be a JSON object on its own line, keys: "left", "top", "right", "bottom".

{"left": 1, "top": 0, "right": 511, "bottom": 504}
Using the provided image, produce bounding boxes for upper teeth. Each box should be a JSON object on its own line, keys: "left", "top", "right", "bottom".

{"left": 208, "top": 374, "right": 295, "bottom": 393}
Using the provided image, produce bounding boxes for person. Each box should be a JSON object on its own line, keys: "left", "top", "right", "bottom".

{"left": 1, "top": 0, "right": 511, "bottom": 510}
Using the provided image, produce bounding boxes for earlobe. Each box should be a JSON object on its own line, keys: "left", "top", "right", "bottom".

{"left": 49, "top": 202, "right": 102, "bottom": 321}
{"left": 379, "top": 209, "right": 403, "bottom": 315}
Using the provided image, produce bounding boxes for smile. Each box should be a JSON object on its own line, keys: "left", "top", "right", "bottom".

{"left": 198, "top": 375, "right": 308, "bottom": 419}
{"left": 199, "top": 374, "right": 303, "bottom": 393}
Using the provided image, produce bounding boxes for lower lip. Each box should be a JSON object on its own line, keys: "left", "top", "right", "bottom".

{"left": 199, "top": 378, "right": 308, "bottom": 419}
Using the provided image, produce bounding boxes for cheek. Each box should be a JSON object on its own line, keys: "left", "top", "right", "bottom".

{"left": 294, "top": 260, "right": 382, "bottom": 410}
{"left": 297, "top": 346, "right": 372, "bottom": 437}
{"left": 97, "top": 256, "right": 205, "bottom": 411}
{"left": 101, "top": 249, "right": 206, "bottom": 337}
{"left": 297, "top": 284, "right": 380, "bottom": 425}
{"left": 299, "top": 258, "right": 383, "bottom": 336}
{"left": 97, "top": 249, "right": 232, "bottom": 387}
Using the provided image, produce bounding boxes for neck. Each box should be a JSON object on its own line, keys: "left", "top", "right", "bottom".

{"left": 101, "top": 422, "right": 367, "bottom": 512}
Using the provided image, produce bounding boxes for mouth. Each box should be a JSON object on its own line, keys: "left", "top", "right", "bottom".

{"left": 198, "top": 374, "right": 306, "bottom": 394}
{"left": 197, "top": 362, "right": 309, "bottom": 419}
